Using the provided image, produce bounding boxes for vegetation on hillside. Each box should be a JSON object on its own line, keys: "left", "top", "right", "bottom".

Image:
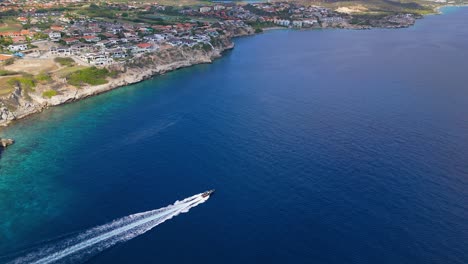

{"left": 66, "top": 67, "right": 110, "bottom": 87}
{"left": 54, "top": 57, "right": 76, "bottom": 67}
{"left": 281, "top": 0, "right": 438, "bottom": 15}
{"left": 7, "top": 75, "right": 36, "bottom": 90}
{"left": 3, "top": 58, "right": 15, "bottom": 66}
{"left": 35, "top": 72, "right": 52, "bottom": 83}
{"left": 42, "top": 90, "right": 58, "bottom": 98}
{"left": 0, "top": 70, "right": 17, "bottom": 76}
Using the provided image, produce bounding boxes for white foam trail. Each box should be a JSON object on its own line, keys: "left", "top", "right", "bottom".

{"left": 9, "top": 193, "right": 210, "bottom": 264}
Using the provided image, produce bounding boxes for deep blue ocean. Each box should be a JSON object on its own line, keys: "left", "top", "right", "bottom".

{"left": 1, "top": 7, "right": 468, "bottom": 264}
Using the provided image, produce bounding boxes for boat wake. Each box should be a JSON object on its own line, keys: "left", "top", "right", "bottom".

{"left": 8, "top": 192, "right": 210, "bottom": 264}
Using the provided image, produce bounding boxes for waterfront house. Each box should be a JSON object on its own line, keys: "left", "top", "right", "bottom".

{"left": 63, "top": 37, "right": 79, "bottom": 45}
{"left": 85, "top": 53, "right": 113, "bottom": 66}
{"left": 180, "top": 38, "right": 197, "bottom": 47}
{"left": 123, "top": 32, "right": 137, "bottom": 38}
{"left": 0, "top": 30, "right": 32, "bottom": 38}
{"left": 274, "top": 19, "right": 291, "bottom": 27}
{"left": 214, "top": 5, "right": 225, "bottom": 11}
{"left": 82, "top": 35, "right": 101, "bottom": 42}
{"left": 199, "top": 6, "right": 212, "bottom": 13}
{"left": 132, "top": 42, "right": 156, "bottom": 53}
{"left": 95, "top": 40, "right": 111, "bottom": 48}
{"left": 107, "top": 38, "right": 120, "bottom": 45}
{"left": 138, "top": 27, "right": 152, "bottom": 34}
{"left": 8, "top": 44, "right": 27, "bottom": 52}
{"left": 50, "top": 46, "right": 72, "bottom": 56}
{"left": 17, "top": 16, "right": 28, "bottom": 23}
{"left": 151, "top": 25, "right": 173, "bottom": 32}
{"left": 292, "top": 20, "right": 303, "bottom": 28}
{"left": 107, "top": 48, "right": 127, "bottom": 59}
{"left": 167, "top": 38, "right": 183, "bottom": 47}
{"left": 321, "top": 17, "right": 345, "bottom": 24}
{"left": 50, "top": 25, "right": 64, "bottom": 31}
{"left": 303, "top": 19, "right": 318, "bottom": 27}
{"left": 70, "top": 43, "right": 91, "bottom": 52}
{"left": 20, "top": 30, "right": 33, "bottom": 37}
{"left": 191, "top": 34, "right": 210, "bottom": 42}
{"left": 12, "top": 36, "right": 26, "bottom": 43}
{"left": 49, "top": 32, "right": 62, "bottom": 41}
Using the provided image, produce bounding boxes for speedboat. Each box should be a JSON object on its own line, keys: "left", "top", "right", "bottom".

{"left": 202, "top": 189, "right": 215, "bottom": 198}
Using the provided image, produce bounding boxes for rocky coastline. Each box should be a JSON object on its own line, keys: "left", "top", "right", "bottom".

{"left": 0, "top": 31, "right": 248, "bottom": 128}
{"left": 0, "top": 10, "right": 434, "bottom": 129}
{"left": 0, "top": 138, "right": 14, "bottom": 148}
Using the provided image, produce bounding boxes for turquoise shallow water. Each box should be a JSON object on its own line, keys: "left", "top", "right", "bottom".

{"left": 1, "top": 7, "right": 468, "bottom": 264}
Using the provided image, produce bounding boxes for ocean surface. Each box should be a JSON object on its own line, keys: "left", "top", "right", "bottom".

{"left": 1, "top": 7, "right": 468, "bottom": 264}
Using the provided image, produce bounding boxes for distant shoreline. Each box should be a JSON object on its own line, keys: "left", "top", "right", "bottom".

{"left": 434, "top": 4, "right": 468, "bottom": 14}
{"left": 0, "top": 5, "right": 463, "bottom": 130}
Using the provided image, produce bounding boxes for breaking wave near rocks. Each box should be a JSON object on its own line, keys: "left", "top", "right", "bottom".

{"left": 8, "top": 192, "right": 211, "bottom": 264}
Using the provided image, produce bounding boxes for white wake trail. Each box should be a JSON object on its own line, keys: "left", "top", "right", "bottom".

{"left": 8, "top": 193, "right": 210, "bottom": 264}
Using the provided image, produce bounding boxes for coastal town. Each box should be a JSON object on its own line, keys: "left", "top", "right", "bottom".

{"left": 0, "top": 2, "right": 420, "bottom": 64}
{"left": 0, "top": 0, "right": 434, "bottom": 127}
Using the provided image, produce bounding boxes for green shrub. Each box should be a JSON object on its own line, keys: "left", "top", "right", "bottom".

{"left": 7, "top": 76, "right": 35, "bottom": 89}
{"left": 200, "top": 43, "right": 212, "bottom": 52}
{"left": 67, "top": 67, "right": 109, "bottom": 87}
{"left": 54, "top": 57, "right": 75, "bottom": 67}
{"left": 0, "top": 69, "right": 17, "bottom": 76}
{"left": 108, "top": 70, "right": 119, "bottom": 78}
{"left": 35, "top": 72, "right": 52, "bottom": 82}
{"left": 42, "top": 90, "right": 57, "bottom": 98}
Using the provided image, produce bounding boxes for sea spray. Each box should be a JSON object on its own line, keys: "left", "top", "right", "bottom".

{"left": 8, "top": 192, "right": 210, "bottom": 264}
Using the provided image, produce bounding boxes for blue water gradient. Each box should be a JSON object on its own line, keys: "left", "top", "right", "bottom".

{"left": 1, "top": 7, "right": 468, "bottom": 264}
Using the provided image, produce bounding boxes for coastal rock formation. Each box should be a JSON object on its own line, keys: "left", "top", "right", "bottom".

{"left": 0, "top": 33, "right": 247, "bottom": 127}
{"left": 0, "top": 87, "right": 45, "bottom": 126}
{"left": 0, "top": 138, "right": 14, "bottom": 148}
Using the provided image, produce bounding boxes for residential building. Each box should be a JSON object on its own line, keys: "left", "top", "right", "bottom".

{"left": 49, "top": 32, "right": 61, "bottom": 41}
{"left": 214, "top": 5, "right": 225, "bottom": 11}
{"left": 132, "top": 42, "right": 156, "bottom": 53}
{"left": 292, "top": 20, "right": 303, "bottom": 27}
{"left": 8, "top": 44, "right": 27, "bottom": 52}
{"left": 82, "top": 35, "right": 101, "bottom": 42}
{"left": 199, "top": 7, "right": 212, "bottom": 13}
{"left": 63, "top": 37, "right": 79, "bottom": 45}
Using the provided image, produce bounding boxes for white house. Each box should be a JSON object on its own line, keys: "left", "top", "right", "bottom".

{"left": 107, "top": 48, "right": 127, "bottom": 59}
{"left": 82, "top": 35, "right": 101, "bottom": 42}
{"left": 8, "top": 44, "right": 27, "bottom": 52}
{"left": 48, "top": 32, "right": 61, "bottom": 41}
{"left": 190, "top": 34, "right": 210, "bottom": 42}
{"left": 292, "top": 20, "right": 303, "bottom": 28}
{"left": 132, "top": 43, "right": 157, "bottom": 54}
{"left": 199, "top": 7, "right": 212, "bottom": 13}
{"left": 50, "top": 47, "right": 72, "bottom": 56}
{"left": 213, "top": 5, "right": 225, "bottom": 11}
{"left": 85, "top": 53, "right": 113, "bottom": 66}
{"left": 303, "top": 19, "right": 318, "bottom": 27}
{"left": 91, "top": 56, "right": 113, "bottom": 66}
{"left": 273, "top": 19, "right": 291, "bottom": 27}
{"left": 143, "top": 33, "right": 170, "bottom": 42}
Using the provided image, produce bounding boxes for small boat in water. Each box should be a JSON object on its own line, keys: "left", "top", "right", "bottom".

{"left": 202, "top": 189, "right": 215, "bottom": 198}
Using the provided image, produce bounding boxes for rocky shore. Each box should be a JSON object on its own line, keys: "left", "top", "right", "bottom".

{"left": 0, "top": 30, "right": 251, "bottom": 128}
{"left": 0, "top": 11, "right": 428, "bottom": 129}
{"left": 0, "top": 138, "right": 14, "bottom": 148}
